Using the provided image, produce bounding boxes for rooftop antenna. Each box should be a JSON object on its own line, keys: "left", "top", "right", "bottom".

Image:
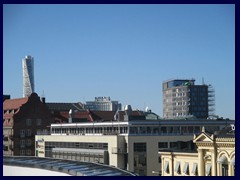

{"left": 202, "top": 77, "right": 205, "bottom": 85}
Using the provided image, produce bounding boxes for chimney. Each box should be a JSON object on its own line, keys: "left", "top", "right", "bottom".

{"left": 124, "top": 105, "right": 132, "bottom": 121}
{"left": 41, "top": 97, "right": 46, "bottom": 104}
{"left": 69, "top": 109, "right": 73, "bottom": 123}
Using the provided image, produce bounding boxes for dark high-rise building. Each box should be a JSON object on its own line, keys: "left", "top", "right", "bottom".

{"left": 162, "top": 79, "right": 211, "bottom": 119}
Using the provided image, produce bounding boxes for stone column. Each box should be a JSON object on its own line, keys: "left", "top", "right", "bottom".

{"left": 198, "top": 149, "right": 204, "bottom": 176}
{"left": 229, "top": 164, "right": 233, "bottom": 176}
{"left": 211, "top": 149, "right": 217, "bottom": 176}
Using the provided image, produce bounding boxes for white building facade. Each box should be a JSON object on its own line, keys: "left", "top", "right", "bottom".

{"left": 22, "top": 55, "right": 34, "bottom": 97}
{"left": 85, "top": 97, "right": 121, "bottom": 111}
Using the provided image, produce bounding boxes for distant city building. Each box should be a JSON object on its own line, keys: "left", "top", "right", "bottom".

{"left": 85, "top": 97, "right": 122, "bottom": 111}
{"left": 22, "top": 55, "right": 34, "bottom": 97}
{"left": 160, "top": 126, "right": 235, "bottom": 176}
{"left": 3, "top": 93, "right": 53, "bottom": 156}
{"left": 44, "top": 100, "right": 85, "bottom": 123}
{"left": 35, "top": 111, "right": 233, "bottom": 176}
{"left": 162, "top": 79, "right": 214, "bottom": 119}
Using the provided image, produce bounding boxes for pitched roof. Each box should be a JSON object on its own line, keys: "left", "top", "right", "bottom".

{"left": 92, "top": 110, "right": 145, "bottom": 121}
{"left": 46, "top": 103, "right": 84, "bottom": 111}
{"left": 91, "top": 111, "right": 116, "bottom": 121}
{"left": 214, "top": 126, "right": 235, "bottom": 138}
{"left": 51, "top": 110, "right": 147, "bottom": 123}
{"left": 59, "top": 111, "right": 95, "bottom": 122}
{"left": 3, "top": 97, "right": 29, "bottom": 110}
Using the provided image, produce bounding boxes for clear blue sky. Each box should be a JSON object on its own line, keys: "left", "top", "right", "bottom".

{"left": 3, "top": 4, "right": 235, "bottom": 119}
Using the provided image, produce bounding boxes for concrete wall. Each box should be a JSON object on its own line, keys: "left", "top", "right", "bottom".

{"left": 126, "top": 135, "right": 193, "bottom": 176}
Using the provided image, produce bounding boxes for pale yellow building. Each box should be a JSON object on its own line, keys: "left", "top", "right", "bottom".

{"left": 160, "top": 126, "right": 235, "bottom": 176}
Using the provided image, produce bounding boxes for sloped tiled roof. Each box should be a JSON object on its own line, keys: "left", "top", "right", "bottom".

{"left": 91, "top": 111, "right": 116, "bottom": 121}
{"left": 3, "top": 97, "right": 28, "bottom": 110}
{"left": 92, "top": 110, "right": 145, "bottom": 121}
{"left": 59, "top": 111, "right": 96, "bottom": 122}
{"left": 51, "top": 110, "right": 146, "bottom": 123}
{"left": 214, "top": 126, "right": 235, "bottom": 138}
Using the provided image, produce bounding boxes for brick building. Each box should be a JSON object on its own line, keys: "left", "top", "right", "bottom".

{"left": 3, "top": 93, "right": 53, "bottom": 156}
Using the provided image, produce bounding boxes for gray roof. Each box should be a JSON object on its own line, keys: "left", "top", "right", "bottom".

{"left": 213, "top": 126, "right": 235, "bottom": 138}
{"left": 3, "top": 156, "right": 136, "bottom": 176}
{"left": 46, "top": 102, "right": 84, "bottom": 111}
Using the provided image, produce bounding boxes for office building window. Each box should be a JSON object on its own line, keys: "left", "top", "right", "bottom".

{"left": 134, "top": 143, "right": 146, "bottom": 152}
{"left": 26, "top": 139, "right": 31, "bottom": 146}
{"left": 26, "top": 119, "right": 32, "bottom": 126}
{"left": 20, "top": 129, "right": 25, "bottom": 137}
{"left": 20, "top": 139, "right": 25, "bottom": 148}
{"left": 158, "top": 142, "right": 168, "bottom": 149}
{"left": 36, "top": 119, "right": 42, "bottom": 126}
{"left": 26, "top": 129, "right": 32, "bottom": 136}
{"left": 20, "top": 150, "right": 25, "bottom": 156}
{"left": 26, "top": 149, "right": 31, "bottom": 155}
{"left": 170, "top": 142, "right": 178, "bottom": 149}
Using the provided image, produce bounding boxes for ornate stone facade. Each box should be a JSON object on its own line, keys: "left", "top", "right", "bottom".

{"left": 160, "top": 126, "right": 235, "bottom": 176}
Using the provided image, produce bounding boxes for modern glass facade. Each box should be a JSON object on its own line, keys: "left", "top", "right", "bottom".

{"left": 44, "top": 141, "right": 109, "bottom": 164}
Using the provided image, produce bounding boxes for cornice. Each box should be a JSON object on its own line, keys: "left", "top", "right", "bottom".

{"left": 196, "top": 142, "right": 214, "bottom": 147}
{"left": 216, "top": 137, "right": 235, "bottom": 142}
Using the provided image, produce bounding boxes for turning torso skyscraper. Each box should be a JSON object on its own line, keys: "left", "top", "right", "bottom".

{"left": 22, "top": 55, "right": 34, "bottom": 97}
